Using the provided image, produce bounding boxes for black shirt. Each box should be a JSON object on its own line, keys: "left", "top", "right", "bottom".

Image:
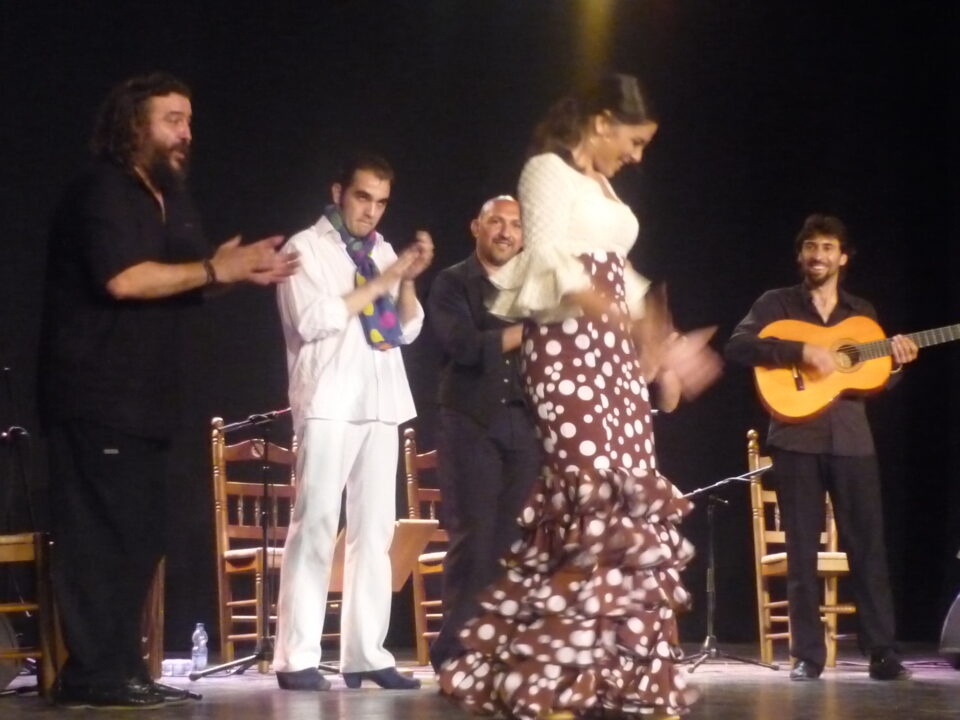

{"left": 428, "top": 254, "right": 527, "bottom": 426}
{"left": 40, "top": 160, "right": 208, "bottom": 438}
{"left": 725, "top": 283, "right": 886, "bottom": 456}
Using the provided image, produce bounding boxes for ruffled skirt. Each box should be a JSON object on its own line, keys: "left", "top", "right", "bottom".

{"left": 439, "top": 253, "right": 697, "bottom": 718}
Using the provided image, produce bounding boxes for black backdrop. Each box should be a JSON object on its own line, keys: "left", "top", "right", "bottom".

{"left": 2, "top": 1, "right": 958, "bottom": 653}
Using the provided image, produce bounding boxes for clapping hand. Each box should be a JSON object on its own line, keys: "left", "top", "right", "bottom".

{"left": 211, "top": 235, "right": 299, "bottom": 285}
{"left": 400, "top": 230, "right": 435, "bottom": 280}
{"left": 660, "top": 327, "right": 723, "bottom": 400}
{"left": 636, "top": 284, "right": 722, "bottom": 401}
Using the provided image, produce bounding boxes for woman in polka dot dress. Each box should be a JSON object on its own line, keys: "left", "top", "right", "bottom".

{"left": 438, "top": 75, "right": 720, "bottom": 719}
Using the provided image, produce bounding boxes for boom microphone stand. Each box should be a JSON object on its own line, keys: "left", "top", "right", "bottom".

{"left": 189, "top": 408, "right": 318, "bottom": 680}
{"left": 682, "top": 467, "right": 780, "bottom": 672}
{"left": 1, "top": 366, "right": 37, "bottom": 532}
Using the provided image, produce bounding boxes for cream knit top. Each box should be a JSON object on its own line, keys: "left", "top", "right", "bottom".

{"left": 487, "top": 152, "right": 650, "bottom": 324}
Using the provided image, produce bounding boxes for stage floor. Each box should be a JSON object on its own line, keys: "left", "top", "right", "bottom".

{"left": 5, "top": 646, "right": 959, "bottom": 719}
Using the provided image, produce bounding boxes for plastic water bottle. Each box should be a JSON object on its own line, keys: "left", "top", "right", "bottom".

{"left": 191, "top": 623, "right": 208, "bottom": 671}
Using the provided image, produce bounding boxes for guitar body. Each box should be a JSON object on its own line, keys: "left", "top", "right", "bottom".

{"left": 754, "top": 316, "right": 893, "bottom": 422}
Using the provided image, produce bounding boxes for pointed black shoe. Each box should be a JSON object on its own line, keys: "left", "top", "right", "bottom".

{"left": 55, "top": 682, "right": 166, "bottom": 709}
{"left": 789, "top": 660, "right": 822, "bottom": 681}
{"left": 152, "top": 680, "right": 200, "bottom": 701}
{"left": 342, "top": 667, "right": 421, "bottom": 689}
{"left": 276, "top": 667, "right": 332, "bottom": 691}
{"left": 128, "top": 677, "right": 194, "bottom": 703}
{"left": 869, "top": 652, "right": 912, "bottom": 681}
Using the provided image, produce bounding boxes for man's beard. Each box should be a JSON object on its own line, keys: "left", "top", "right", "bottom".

{"left": 801, "top": 265, "right": 836, "bottom": 288}
{"left": 142, "top": 141, "right": 190, "bottom": 193}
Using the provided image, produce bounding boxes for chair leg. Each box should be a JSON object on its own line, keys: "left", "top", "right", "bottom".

{"left": 255, "top": 559, "right": 268, "bottom": 673}
{"left": 411, "top": 567, "right": 429, "bottom": 667}
{"left": 219, "top": 565, "right": 235, "bottom": 664}
{"left": 34, "top": 533, "right": 60, "bottom": 700}
{"left": 140, "top": 558, "right": 165, "bottom": 679}
{"left": 756, "top": 578, "right": 773, "bottom": 665}
{"left": 823, "top": 576, "right": 839, "bottom": 668}
{"left": 259, "top": 593, "right": 276, "bottom": 674}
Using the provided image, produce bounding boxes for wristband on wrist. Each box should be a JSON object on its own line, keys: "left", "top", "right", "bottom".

{"left": 202, "top": 259, "right": 218, "bottom": 286}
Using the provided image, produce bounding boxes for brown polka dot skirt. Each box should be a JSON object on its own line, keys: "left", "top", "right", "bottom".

{"left": 439, "top": 252, "right": 698, "bottom": 718}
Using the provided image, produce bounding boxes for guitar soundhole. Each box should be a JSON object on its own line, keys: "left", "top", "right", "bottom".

{"left": 835, "top": 343, "right": 860, "bottom": 371}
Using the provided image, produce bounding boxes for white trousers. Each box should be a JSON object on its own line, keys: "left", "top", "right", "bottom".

{"left": 273, "top": 419, "right": 398, "bottom": 673}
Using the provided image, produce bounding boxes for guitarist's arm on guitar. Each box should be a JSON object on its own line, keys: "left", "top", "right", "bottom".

{"left": 726, "top": 291, "right": 918, "bottom": 379}
{"left": 724, "top": 289, "right": 808, "bottom": 370}
{"left": 797, "top": 333, "right": 917, "bottom": 381}
{"left": 725, "top": 289, "right": 920, "bottom": 421}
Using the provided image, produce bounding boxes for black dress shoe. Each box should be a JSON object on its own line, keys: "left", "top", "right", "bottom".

{"left": 56, "top": 682, "right": 166, "bottom": 709}
{"left": 342, "top": 666, "right": 421, "bottom": 689}
{"left": 151, "top": 680, "right": 201, "bottom": 701}
{"left": 276, "top": 667, "right": 332, "bottom": 691}
{"left": 128, "top": 678, "right": 198, "bottom": 703}
{"left": 869, "top": 652, "right": 912, "bottom": 680}
{"left": 789, "top": 660, "right": 822, "bottom": 681}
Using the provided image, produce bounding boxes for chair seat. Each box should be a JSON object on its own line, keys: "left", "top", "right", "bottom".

{"left": 223, "top": 546, "right": 284, "bottom": 574}
{"left": 223, "top": 546, "right": 284, "bottom": 560}
{"left": 761, "top": 550, "right": 849, "bottom": 576}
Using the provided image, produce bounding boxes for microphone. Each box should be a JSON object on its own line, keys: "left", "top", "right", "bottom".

{"left": 246, "top": 408, "right": 290, "bottom": 424}
{"left": 221, "top": 408, "right": 291, "bottom": 433}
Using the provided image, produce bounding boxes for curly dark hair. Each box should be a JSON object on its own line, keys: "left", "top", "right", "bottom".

{"left": 530, "top": 73, "right": 655, "bottom": 157}
{"left": 794, "top": 214, "right": 855, "bottom": 258}
{"left": 90, "top": 72, "right": 192, "bottom": 169}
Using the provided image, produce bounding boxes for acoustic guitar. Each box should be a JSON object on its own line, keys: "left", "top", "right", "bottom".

{"left": 754, "top": 315, "right": 960, "bottom": 422}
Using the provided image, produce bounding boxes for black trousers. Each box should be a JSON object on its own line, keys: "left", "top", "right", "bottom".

{"left": 770, "top": 448, "right": 897, "bottom": 668}
{"left": 47, "top": 421, "right": 168, "bottom": 689}
{"left": 429, "top": 404, "right": 540, "bottom": 671}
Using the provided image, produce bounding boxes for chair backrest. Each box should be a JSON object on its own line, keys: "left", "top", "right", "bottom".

{"left": 746, "top": 428, "right": 839, "bottom": 558}
{"left": 402, "top": 428, "right": 447, "bottom": 544}
{"left": 211, "top": 417, "right": 297, "bottom": 560}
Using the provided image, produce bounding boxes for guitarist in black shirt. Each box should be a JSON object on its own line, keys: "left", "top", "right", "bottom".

{"left": 726, "top": 214, "right": 916, "bottom": 681}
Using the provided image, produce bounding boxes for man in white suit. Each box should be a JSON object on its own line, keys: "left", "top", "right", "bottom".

{"left": 274, "top": 152, "right": 433, "bottom": 691}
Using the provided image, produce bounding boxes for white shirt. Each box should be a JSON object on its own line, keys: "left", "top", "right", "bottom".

{"left": 488, "top": 152, "right": 649, "bottom": 323}
{"left": 277, "top": 216, "right": 423, "bottom": 431}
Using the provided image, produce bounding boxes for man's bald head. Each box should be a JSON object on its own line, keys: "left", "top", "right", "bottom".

{"left": 472, "top": 196, "right": 523, "bottom": 274}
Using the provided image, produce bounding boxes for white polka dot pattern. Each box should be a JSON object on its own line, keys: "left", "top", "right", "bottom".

{"left": 438, "top": 251, "right": 698, "bottom": 718}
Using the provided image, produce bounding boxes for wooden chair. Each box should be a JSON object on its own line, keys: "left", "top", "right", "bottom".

{"left": 747, "top": 429, "right": 856, "bottom": 667}
{"left": 0, "top": 532, "right": 61, "bottom": 698}
{"left": 402, "top": 427, "right": 448, "bottom": 667}
{"left": 211, "top": 417, "right": 301, "bottom": 671}
{"left": 212, "top": 417, "right": 434, "bottom": 671}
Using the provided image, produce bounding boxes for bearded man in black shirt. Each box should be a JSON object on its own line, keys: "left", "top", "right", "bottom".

{"left": 40, "top": 73, "right": 297, "bottom": 709}
{"left": 726, "top": 214, "right": 916, "bottom": 682}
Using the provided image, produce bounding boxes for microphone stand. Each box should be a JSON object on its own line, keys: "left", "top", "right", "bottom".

{"left": 188, "top": 409, "right": 319, "bottom": 680}
{"left": 1, "top": 366, "right": 37, "bottom": 532}
{"left": 682, "top": 467, "right": 780, "bottom": 672}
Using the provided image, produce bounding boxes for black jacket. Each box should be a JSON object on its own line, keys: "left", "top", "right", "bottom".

{"left": 428, "top": 254, "right": 526, "bottom": 426}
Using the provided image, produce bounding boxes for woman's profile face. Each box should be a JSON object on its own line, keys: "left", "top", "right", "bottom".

{"left": 593, "top": 119, "right": 658, "bottom": 178}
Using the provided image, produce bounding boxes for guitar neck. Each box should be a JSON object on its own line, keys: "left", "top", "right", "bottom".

{"left": 855, "top": 323, "right": 960, "bottom": 360}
